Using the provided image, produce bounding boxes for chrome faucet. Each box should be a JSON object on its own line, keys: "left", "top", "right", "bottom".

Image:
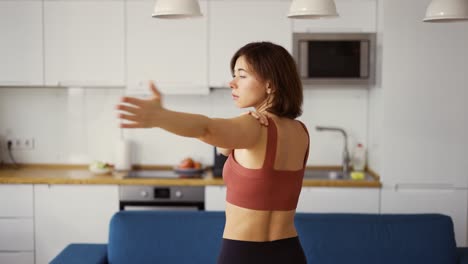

{"left": 315, "top": 126, "right": 351, "bottom": 176}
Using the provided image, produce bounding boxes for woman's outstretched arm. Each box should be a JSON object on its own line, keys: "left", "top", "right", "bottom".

{"left": 116, "top": 81, "right": 263, "bottom": 149}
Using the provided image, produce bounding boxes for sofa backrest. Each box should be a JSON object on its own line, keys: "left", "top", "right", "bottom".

{"left": 295, "top": 213, "right": 458, "bottom": 264}
{"left": 108, "top": 211, "right": 457, "bottom": 264}
{"left": 108, "top": 211, "right": 225, "bottom": 264}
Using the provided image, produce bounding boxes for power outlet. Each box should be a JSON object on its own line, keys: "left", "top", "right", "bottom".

{"left": 6, "top": 137, "right": 35, "bottom": 150}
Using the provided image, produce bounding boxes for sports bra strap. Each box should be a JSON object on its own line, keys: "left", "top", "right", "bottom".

{"left": 297, "top": 120, "right": 310, "bottom": 166}
{"left": 262, "top": 117, "right": 278, "bottom": 168}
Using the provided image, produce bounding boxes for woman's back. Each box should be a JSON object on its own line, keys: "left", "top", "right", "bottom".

{"left": 223, "top": 115, "right": 309, "bottom": 242}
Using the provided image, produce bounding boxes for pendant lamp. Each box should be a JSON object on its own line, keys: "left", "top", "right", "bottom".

{"left": 288, "top": 0, "right": 339, "bottom": 19}
{"left": 423, "top": 0, "right": 468, "bottom": 22}
{"left": 152, "top": 0, "right": 202, "bottom": 19}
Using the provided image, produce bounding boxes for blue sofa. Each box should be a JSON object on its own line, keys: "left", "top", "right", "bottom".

{"left": 51, "top": 211, "right": 468, "bottom": 264}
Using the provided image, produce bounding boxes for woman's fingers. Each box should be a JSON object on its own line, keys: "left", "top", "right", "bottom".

{"left": 121, "top": 96, "right": 144, "bottom": 107}
{"left": 119, "top": 113, "right": 139, "bottom": 122}
{"left": 248, "top": 111, "right": 269, "bottom": 126}
{"left": 253, "top": 112, "right": 268, "bottom": 126}
{"left": 120, "top": 122, "right": 141, "bottom": 128}
{"left": 150, "top": 81, "right": 162, "bottom": 100}
{"left": 117, "top": 84, "right": 164, "bottom": 129}
{"left": 116, "top": 104, "right": 139, "bottom": 115}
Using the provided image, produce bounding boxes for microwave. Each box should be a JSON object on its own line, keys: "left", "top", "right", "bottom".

{"left": 292, "top": 33, "right": 376, "bottom": 85}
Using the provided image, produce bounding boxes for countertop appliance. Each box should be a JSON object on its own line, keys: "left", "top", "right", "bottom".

{"left": 119, "top": 170, "right": 205, "bottom": 211}
{"left": 292, "top": 32, "right": 376, "bottom": 85}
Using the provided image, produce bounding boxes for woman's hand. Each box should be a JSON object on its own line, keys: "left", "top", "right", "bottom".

{"left": 116, "top": 81, "right": 164, "bottom": 128}
{"left": 245, "top": 111, "right": 269, "bottom": 126}
{"left": 216, "top": 111, "right": 268, "bottom": 156}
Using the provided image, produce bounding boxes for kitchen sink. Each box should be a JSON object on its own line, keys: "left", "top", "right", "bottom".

{"left": 304, "top": 170, "right": 373, "bottom": 181}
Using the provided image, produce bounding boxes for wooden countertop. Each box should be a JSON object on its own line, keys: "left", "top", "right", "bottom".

{"left": 0, "top": 164, "right": 381, "bottom": 188}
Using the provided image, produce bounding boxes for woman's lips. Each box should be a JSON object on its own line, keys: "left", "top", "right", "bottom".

{"left": 232, "top": 94, "right": 239, "bottom": 100}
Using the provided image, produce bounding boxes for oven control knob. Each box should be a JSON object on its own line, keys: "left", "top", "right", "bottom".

{"left": 175, "top": 190, "right": 183, "bottom": 198}
{"left": 140, "top": 190, "right": 149, "bottom": 197}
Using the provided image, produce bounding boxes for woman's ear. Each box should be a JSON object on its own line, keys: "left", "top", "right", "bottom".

{"left": 266, "top": 82, "right": 272, "bottom": 94}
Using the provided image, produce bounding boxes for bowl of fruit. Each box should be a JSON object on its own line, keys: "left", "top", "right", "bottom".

{"left": 174, "top": 157, "right": 204, "bottom": 175}
{"left": 89, "top": 161, "right": 112, "bottom": 175}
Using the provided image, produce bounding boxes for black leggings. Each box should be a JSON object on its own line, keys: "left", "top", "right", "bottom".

{"left": 217, "top": 236, "right": 307, "bottom": 264}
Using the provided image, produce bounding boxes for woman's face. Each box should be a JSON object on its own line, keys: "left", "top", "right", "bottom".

{"left": 229, "top": 56, "right": 269, "bottom": 109}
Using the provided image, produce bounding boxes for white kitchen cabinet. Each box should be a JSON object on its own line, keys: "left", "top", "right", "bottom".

{"left": 381, "top": 139, "right": 468, "bottom": 188}
{"left": 381, "top": 187, "right": 468, "bottom": 247}
{"left": 43, "top": 0, "right": 125, "bottom": 87}
{"left": 0, "top": 1, "right": 43, "bottom": 86}
{"left": 296, "top": 187, "right": 380, "bottom": 213}
{"left": 292, "top": 0, "right": 377, "bottom": 33}
{"left": 208, "top": 0, "right": 292, "bottom": 88}
{"left": 205, "top": 185, "right": 227, "bottom": 211}
{"left": 0, "top": 184, "right": 34, "bottom": 217}
{"left": 0, "top": 252, "right": 34, "bottom": 264}
{"left": 0, "top": 185, "right": 34, "bottom": 264}
{"left": 126, "top": 0, "right": 209, "bottom": 95}
{"left": 0, "top": 219, "right": 34, "bottom": 251}
{"left": 34, "top": 184, "right": 119, "bottom": 264}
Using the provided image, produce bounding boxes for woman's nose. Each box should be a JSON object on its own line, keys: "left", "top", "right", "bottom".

{"left": 229, "top": 79, "right": 236, "bottom": 89}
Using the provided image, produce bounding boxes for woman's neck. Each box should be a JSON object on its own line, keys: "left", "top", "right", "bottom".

{"left": 254, "top": 98, "right": 272, "bottom": 114}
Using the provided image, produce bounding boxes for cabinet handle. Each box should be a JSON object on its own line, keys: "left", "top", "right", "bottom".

{"left": 395, "top": 183, "right": 455, "bottom": 191}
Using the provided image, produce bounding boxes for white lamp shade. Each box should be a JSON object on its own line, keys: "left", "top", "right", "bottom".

{"left": 288, "top": 0, "right": 339, "bottom": 19}
{"left": 152, "top": 0, "right": 202, "bottom": 19}
{"left": 423, "top": 0, "right": 468, "bottom": 22}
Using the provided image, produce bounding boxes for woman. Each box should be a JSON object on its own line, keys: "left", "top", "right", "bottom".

{"left": 116, "top": 42, "right": 309, "bottom": 264}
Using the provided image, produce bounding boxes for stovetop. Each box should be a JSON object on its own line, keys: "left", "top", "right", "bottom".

{"left": 127, "top": 170, "right": 206, "bottom": 179}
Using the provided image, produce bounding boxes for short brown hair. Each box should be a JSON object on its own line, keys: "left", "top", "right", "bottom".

{"left": 230, "top": 42, "right": 303, "bottom": 119}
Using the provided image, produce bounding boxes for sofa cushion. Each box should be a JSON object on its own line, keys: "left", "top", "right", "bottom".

{"left": 295, "top": 213, "right": 457, "bottom": 264}
{"left": 50, "top": 243, "right": 107, "bottom": 264}
{"left": 108, "top": 211, "right": 225, "bottom": 264}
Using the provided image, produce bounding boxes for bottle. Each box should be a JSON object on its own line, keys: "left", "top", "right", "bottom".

{"left": 351, "top": 143, "right": 366, "bottom": 172}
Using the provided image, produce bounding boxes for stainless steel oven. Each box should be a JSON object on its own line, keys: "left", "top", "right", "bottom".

{"left": 119, "top": 170, "right": 205, "bottom": 211}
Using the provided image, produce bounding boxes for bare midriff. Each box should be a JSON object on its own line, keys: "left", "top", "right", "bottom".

{"left": 222, "top": 202, "right": 298, "bottom": 242}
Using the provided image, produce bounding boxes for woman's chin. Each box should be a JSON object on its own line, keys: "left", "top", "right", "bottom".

{"left": 233, "top": 101, "right": 243, "bottom": 108}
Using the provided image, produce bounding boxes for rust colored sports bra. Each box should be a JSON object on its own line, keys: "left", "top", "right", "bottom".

{"left": 222, "top": 117, "right": 310, "bottom": 211}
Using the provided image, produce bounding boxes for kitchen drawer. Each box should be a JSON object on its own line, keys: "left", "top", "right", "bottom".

{"left": 0, "top": 252, "right": 34, "bottom": 264}
{"left": 297, "top": 187, "right": 380, "bottom": 213}
{"left": 0, "top": 185, "right": 33, "bottom": 217}
{"left": 0, "top": 219, "right": 34, "bottom": 251}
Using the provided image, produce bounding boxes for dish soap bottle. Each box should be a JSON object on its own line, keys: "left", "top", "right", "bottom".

{"left": 351, "top": 143, "right": 366, "bottom": 180}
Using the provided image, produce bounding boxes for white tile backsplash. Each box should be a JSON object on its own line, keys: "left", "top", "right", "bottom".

{"left": 0, "top": 87, "right": 68, "bottom": 163}
{"left": 0, "top": 86, "right": 369, "bottom": 166}
{"left": 85, "top": 88, "right": 123, "bottom": 164}
{"left": 66, "top": 87, "right": 88, "bottom": 163}
{"left": 301, "top": 87, "right": 368, "bottom": 165}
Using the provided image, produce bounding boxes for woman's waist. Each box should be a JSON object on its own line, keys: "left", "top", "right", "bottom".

{"left": 223, "top": 221, "right": 298, "bottom": 242}
{"left": 223, "top": 203, "right": 297, "bottom": 242}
